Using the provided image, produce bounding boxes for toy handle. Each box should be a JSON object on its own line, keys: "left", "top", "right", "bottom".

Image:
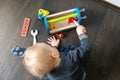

{"left": 73, "top": 20, "right": 80, "bottom": 27}
{"left": 33, "top": 36, "right": 37, "bottom": 45}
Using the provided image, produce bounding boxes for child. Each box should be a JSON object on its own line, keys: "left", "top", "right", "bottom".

{"left": 23, "top": 23, "right": 90, "bottom": 80}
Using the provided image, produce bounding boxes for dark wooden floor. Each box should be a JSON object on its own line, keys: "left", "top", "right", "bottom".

{"left": 0, "top": 0, "right": 120, "bottom": 80}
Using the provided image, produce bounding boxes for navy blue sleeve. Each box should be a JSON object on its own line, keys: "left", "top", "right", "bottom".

{"left": 67, "top": 34, "right": 90, "bottom": 63}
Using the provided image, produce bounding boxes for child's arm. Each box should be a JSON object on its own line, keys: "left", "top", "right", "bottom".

{"left": 67, "top": 22, "right": 90, "bottom": 62}
{"left": 47, "top": 36, "right": 60, "bottom": 48}
{"left": 76, "top": 34, "right": 90, "bottom": 59}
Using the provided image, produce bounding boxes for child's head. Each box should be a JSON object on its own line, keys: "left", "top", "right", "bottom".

{"left": 23, "top": 43, "right": 61, "bottom": 78}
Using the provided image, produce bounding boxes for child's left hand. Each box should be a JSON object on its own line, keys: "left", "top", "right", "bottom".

{"left": 47, "top": 36, "right": 60, "bottom": 48}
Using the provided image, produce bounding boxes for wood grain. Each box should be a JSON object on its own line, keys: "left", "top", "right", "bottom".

{"left": 0, "top": 0, "right": 120, "bottom": 80}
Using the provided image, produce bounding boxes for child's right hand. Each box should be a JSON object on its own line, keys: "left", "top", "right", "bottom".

{"left": 73, "top": 20, "right": 86, "bottom": 36}
{"left": 76, "top": 25, "right": 86, "bottom": 36}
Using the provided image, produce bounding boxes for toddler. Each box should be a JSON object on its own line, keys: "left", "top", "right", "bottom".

{"left": 24, "top": 23, "right": 90, "bottom": 80}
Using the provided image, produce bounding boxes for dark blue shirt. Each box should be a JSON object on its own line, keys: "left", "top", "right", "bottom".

{"left": 47, "top": 34, "right": 90, "bottom": 80}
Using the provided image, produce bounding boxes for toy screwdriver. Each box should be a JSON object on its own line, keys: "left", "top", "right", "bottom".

{"left": 73, "top": 20, "right": 80, "bottom": 27}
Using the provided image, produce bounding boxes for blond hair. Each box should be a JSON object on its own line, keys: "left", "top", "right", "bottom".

{"left": 23, "top": 43, "right": 59, "bottom": 78}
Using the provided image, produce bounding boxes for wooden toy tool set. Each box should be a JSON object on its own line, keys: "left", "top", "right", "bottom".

{"left": 38, "top": 8, "right": 86, "bottom": 34}
{"left": 11, "top": 8, "right": 86, "bottom": 57}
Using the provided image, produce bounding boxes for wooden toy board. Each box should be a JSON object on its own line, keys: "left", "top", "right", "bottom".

{"left": 47, "top": 11, "right": 78, "bottom": 34}
{"left": 49, "top": 19, "right": 76, "bottom": 34}
{"left": 39, "top": 8, "right": 81, "bottom": 34}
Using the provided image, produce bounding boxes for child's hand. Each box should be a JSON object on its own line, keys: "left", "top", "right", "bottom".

{"left": 47, "top": 36, "right": 60, "bottom": 47}
{"left": 73, "top": 21, "right": 86, "bottom": 36}
{"left": 76, "top": 25, "right": 86, "bottom": 36}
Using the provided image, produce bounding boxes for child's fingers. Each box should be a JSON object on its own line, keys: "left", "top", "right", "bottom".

{"left": 47, "top": 41, "right": 51, "bottom": 44}
{"left": 83, "top": 29, "right": 86, "bottom": 33}
{"left": 49, "top": 36, "right": 54, "bottom": 40}
{"left": 52, "top": 36, "right": 56, "bottom": 40}
{"left": 48, "top": 38, "right": 52, "bottom": 41}
{"left": 57, "top": 39, "right": 60, "bottom": 42}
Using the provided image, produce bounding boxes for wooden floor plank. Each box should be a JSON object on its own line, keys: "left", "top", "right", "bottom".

{"left": 0, "top": 0, "right": 120, "bottom": 80}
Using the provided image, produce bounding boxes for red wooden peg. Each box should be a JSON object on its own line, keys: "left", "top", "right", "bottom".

{"left": 68, "top": 17, "right": 78, "bottom": 24}
{"left": 55, "top": 33, "right": 64, "bottom": 38}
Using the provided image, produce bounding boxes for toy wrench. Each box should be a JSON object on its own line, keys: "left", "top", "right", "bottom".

{"left": 31, "top": 30, "right": 38, "bottom": 45}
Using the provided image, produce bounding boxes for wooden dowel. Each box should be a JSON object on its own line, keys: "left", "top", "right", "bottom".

{"left": 48, "top": 13, "right": 78, "bottom": 23}
{"left": 46, "top": 9, "right": 74, "bottom": 19}
{"left": 50, "top": 24, "right": 76, "bottom": 34}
